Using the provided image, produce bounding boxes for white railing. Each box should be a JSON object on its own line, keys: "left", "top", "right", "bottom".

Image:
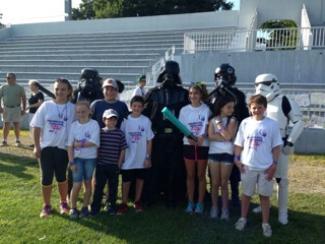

{"left": 184, "top": 28, "right": 239, "bottom": 53}
{"left": 184, "top": 27, "right": 325, "bottom": 53}
{"left": 257, "top": 27, "right": 299, "bottom": 50}
{"left": 311, "top": 27, "right": 325, "bottom": 48}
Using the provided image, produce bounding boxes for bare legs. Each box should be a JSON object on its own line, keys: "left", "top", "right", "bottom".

{"left": 184, "top": 159, "right": 207, "bottom": 204}
{"left": 209, "top": 162, "right": 233, "bottom": 210}
{"left": 70, "top": 180, "right": 92, "bottom": 209}
{"left": 121, "top": 179, "right": 144, "bottom": 204}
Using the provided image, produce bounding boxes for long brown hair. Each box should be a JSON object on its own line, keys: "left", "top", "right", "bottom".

{"left": 54, "top": 78, "right": 73, "bottom": 101}
{"left": 189, "top": 81, "right": 209, "bottom": 102}
{"left": 213, "top": 95, "right": 236, "bottom": 117}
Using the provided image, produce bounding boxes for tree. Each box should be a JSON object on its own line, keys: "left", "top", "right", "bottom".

{"left": 72, "top": 0, "right": 233, "bottom": 20}
{"left": 0, "top": 12, "right": 4, "bottom": 28}
{"left": 93, "top": 0, "right": 124, "bottom": 18}
{"left": 213, "top": 0, "right": 233, "bottom": 10}
{"left": 72, "top": 0, "right": 96, "bottom": 20}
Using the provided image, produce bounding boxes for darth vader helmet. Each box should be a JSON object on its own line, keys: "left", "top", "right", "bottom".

{"left": 157, "top": 60, "right": 181, "bottom": 87}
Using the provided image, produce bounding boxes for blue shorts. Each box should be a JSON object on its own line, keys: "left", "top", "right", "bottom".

{"left": 72, "top": 158, "right": 96, "bottom": 183}
{"left": 208, "top": 153, "right": 234, "bottom": 164}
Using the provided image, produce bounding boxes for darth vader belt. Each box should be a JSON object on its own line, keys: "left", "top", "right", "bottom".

{"left": 164, "top": 128, "right": 173, "bottom": 133}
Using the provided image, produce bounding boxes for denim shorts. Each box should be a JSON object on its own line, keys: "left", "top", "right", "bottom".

{"left": 208, "top": 153, "right": 234, "bottom": 164}
{"left": 72, "top": 158, "right": 96, "bottom": 183}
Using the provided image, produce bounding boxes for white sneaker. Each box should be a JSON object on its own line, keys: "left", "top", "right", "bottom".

{"left": 252, "top": 205, "right": 262, "bottom": 214}
{"left": 210, "top": 207, "right": 218, "bottom": 219}
{"left": 262, "top": 223, "right": 272, "bottom": 237}
{"left": 220, "top": 208, "right": 229, "bottom": 221}
{"left": 279, "top": 211, "right": 288, "bottom": 225}
{"left": 235, "top": 217, "right": 247, "bottom": 231}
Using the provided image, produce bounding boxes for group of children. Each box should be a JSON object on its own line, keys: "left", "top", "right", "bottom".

{"left": 31, "top": 78, "right": 282, "bottom": 238}
{"left": 179, "top": 82, "right": 282, "bottom": 237}
{"left": 68, "top": 95, "right": 153, "bottom": 217}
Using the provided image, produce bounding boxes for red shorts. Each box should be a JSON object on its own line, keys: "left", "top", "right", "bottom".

{"left": 183, "top": 145, "right": 209, "bottom": 160}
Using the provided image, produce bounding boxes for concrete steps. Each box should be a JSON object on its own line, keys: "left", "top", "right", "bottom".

{"left": 0, "top": 30, "right": 185, "bottom": 82}
{"left": 11, "top": 71, "right": 140, "bottom": 81}
{"left": 0, "top": 64, "right": 147, "bottom": 73}
{"left": 4, "top": 31, "right": 185, "bottom": 42}
{"left": 0, "top": 47, "right": 183, "bottom": 55}
{"left": 0, "top": 59, "right": 155, "bottom": 66}
{"left": 0, "top": 53, "right": 161, "bottom": 60}
{"left": 0, "top": 39, "right": 183, "bottom": 48}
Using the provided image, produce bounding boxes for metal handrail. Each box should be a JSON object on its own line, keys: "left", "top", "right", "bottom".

{"left": 184, "top": 26, "right": 325, "bottom": 53}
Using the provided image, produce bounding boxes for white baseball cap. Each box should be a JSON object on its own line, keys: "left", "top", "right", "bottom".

{"left": 102, "top": 78, "right": 118, "bottom": 89}
{"left": 102, "top": 109, "right": 119, "bottom": 119}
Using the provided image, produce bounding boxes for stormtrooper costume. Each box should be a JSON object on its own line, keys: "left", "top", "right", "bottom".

{"left": 254, "top": 73, "right": 304, "bottom": 224}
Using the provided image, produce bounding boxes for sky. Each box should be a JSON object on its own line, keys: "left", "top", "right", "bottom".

{"left": 0, "top": 0, "right": 239, "bottom": 25}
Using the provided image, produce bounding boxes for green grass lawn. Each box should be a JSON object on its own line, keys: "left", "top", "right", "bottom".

{"left": 0, "top": 132, "right": 325, "bottom": 243}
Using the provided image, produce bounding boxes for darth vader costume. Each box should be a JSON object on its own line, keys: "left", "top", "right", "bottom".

{"left": 73, "top": 68, "right": 124, "bottom": 104}
{"left": 143, "top": 60, "right": 189, "bottom": 206}
{"left": 207, "top": 63, "right": 249, "bottom": 206}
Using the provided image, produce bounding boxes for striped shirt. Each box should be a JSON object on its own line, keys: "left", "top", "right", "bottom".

{"left": 98, "top": 128, "right": 127, "bottom": 166}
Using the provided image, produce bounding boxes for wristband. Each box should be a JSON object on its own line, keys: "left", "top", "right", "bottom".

{"left": 69, "top": 161, "right": 75, "bottom": 165}
{"left": 234, "top": 155, "right": 241, "bottom": 161}
{"left": 145, "top": 154, "right": 151, "bottom": 160}
{"left": 273, "top": 160, "right": 278, "bottom": 165}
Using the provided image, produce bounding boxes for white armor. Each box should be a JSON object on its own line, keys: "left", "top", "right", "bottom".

{"left": 254, "top": 73, "right": 304, "bottom": 224}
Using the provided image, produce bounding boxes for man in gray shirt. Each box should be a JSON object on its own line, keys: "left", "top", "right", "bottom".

{"left": 0, "top": 73, "right": 26, "bottom": 146}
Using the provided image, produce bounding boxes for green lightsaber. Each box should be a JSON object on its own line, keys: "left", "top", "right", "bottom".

{"left": 161, "top": 107, "right": 198, "bottom": 142}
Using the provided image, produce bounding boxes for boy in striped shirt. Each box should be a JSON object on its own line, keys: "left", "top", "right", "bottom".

{"left": 91, "top": 109, "right": 127, "bottom": 215}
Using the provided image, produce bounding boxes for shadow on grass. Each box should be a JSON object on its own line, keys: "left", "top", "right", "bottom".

{"left": 0, "top": 152, "right": 38, "bottom": 180}
{"left": 56, "top": 202, "right": 325, "bottom": 244}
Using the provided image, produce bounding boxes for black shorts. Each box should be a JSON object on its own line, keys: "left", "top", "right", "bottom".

{"left": 183, "top": 145, "right": 209, "bottom": 160}
{"left": 121, "top": 169, "right": 147, "bottom": 182}
{"left": 208, "top": 153, "right": 234, "bottom": 164}
{"left": 40, "top": 147, "right": 69, "bottom": 186}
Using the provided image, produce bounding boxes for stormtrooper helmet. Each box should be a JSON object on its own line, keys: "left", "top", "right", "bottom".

{"left": 255, "top": 73, "right": 281, "bottom": 102}
{"left": 214, "top": 63, "right": 236, "bottom": 87}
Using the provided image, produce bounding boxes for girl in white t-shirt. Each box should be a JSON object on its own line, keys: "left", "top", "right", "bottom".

{"left": 179, "top": 82, "right": 211, "bottom": 214}
{"left": 208, "top": 95, "right": 237, "bottom": 220}
{"left": 67, "top": 101, "right": 100, "bottom": 218}
{"left": 30, "top": 78, "right": 75, "bottom": 218}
